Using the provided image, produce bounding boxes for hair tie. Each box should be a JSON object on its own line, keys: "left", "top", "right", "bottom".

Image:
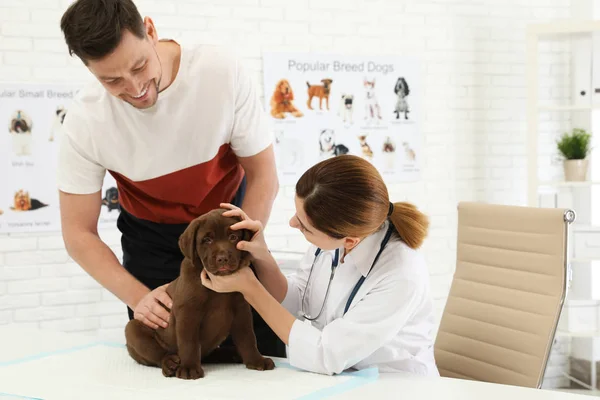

{"left": 388, "top": 202, "right": 394, "bottom": 217}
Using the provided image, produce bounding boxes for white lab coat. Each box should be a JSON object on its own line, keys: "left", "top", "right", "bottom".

{"left": 281, "top": 220, "right": 440, "bottom": 377}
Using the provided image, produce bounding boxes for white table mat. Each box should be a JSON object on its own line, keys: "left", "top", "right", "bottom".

{"left": 0, "top": 334, "right": 378, "bottom": 400}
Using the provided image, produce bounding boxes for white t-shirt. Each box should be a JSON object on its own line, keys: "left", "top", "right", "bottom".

{"left": 57, "top": 41, "right": 273, "bottom": 224}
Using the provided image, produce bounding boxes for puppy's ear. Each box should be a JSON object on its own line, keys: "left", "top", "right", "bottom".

{"left": 274, "top": 82, "right": 283, "bottom": 103}
{"left": 240, "top": 228, "right": 253, "bottom": 243}
{"left": 238, "top": 228, "right": 254, "bottom": 268}
{"left": 288, "top": 84, "right": 294, "bottom": 100}
{"left": 179, "top": 216, "right": 206, "bottom": 267}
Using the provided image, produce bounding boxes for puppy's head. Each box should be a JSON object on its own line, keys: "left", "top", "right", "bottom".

{"left": 321, "top": 78, "right": 333, "bottom": 88}
{"left": 341, "top": 94, "right": 353, "bottom": 108}
{"left": 56, "top": 107, "right": 67, "bottom": 124}
{"left": 179, "top": 209, "right": 253, "bottom": 276}
{"left": 319, "top": 129, "right": 335, "bottom": 152}
{"left": 105, "top": 187, "right": 119, "bottom": 203}
{"left": 10, "top": 110, "right": 32, "bottom": 134}
{"left": 395, "top": 77, "right": 409, "bottom": 96}
{"left": 274, "top": 79, "right": 293, "bottom": 102}
{"left": 14, "top": 190, "right": 31, "bottom": 211}
{"left": 383, "top": 137, "right": 395, "bottom": 152}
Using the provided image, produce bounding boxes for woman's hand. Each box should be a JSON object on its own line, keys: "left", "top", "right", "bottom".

{"left": 220, "top": 203, "right": 270, "bottom": 262}
{"left": 200, "top": 267, "right": 258, "bottom": 296}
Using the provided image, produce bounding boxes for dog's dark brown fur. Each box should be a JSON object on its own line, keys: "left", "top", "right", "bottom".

{"left": 124, "top": 208, "right": 275, "bottom": 379}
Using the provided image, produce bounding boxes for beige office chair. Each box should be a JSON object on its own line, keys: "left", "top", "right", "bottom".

{"left": 434, "top": 201, "right": 575, "bottom": 388}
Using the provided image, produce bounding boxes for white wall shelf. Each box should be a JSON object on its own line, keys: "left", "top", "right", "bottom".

{"left": 527, "top": 16, "right": 600, "bottom": 391}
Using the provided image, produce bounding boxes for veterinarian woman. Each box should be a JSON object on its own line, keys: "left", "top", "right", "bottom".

{"left": 201, "top": 155, "right": 440, "bottom": 377}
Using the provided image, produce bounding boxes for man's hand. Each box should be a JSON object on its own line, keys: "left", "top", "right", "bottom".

{"left": 133, "top": 283, "right": 173, "bottom": 329}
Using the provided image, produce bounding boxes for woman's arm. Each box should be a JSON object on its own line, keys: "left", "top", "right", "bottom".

{"left": 243, "top": 276, "right": 297, "bottom": 344}
{"left": 248, "top": 248, "right": 289, "bottom": 303}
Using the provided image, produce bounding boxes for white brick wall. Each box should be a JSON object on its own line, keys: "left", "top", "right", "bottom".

{"left": 0, "top": 0, "right": 573, "bottom": 387}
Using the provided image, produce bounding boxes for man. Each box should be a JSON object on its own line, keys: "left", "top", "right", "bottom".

{"left": 57, "top": 0, "right": 283, "bottom": 357}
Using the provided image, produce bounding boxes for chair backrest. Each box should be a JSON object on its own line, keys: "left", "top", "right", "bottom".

{"left": 434, "top": 201, "right": 574, "bottom": 388}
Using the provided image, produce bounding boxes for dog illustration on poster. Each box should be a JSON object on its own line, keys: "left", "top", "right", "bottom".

{"left": 403, "top": 141, "right": 416, "bottom": 162}
{"left": 8, "top": 110, "right": 33, "bottom": 156}
{"left": 318, "top": 129, "right": 349, "bottom": 160}
{"left": 338, "top": 93, "right": 354, "bottom": 124}
{"left": 383, "top": 136, "right": 396, "bottom": 170}
{"left": 49, "top": 106, "right": 67, "bottom": 141}
{"left": 274, "top": 130, "right": 304, "bottom": 170}
{"left": 358, "top": 134, "right": 374, "bottom": 161}
{"left": 102, "top": 187, "right": 121, "bottom": 212}
{"left": 270, "top": 79, "right": 303, "bottom": 119}
{"left": 363, "top": 78, "right": 382, "bottom": 124}
{"left": 307, "top": 79, "right": 333, "bottom": 111}
{"left": 10, "top": 189, "right": 48, "bottom": 211}
{"left": 393, "top": 77, "right": 410, "bottom": 120}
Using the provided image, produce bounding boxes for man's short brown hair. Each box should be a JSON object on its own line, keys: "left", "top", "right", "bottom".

{"left": 60, "top": 0, "right": 146, "bottom": 64}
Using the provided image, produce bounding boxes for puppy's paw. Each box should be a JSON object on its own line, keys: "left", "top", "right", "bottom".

{"left": 161, "top": 354, "right": 180, "bottom": 377}
{"left": 246, "top": 356, "right": 275, "bottom": 371}
{"left": 176, "top": 365, "right": 205, "bottom": 380}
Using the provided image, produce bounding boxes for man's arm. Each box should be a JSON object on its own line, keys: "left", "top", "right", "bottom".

{"left": 59, "top": 190, "right": 150, "bottom": 310}
{"left": 236, "top": 144, "right": 279, "bottom": 227}
{"left": 55, "top": 106, "right": 171, "bottom": 330}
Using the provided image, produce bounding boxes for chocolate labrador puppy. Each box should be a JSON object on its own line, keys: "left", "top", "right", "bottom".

{"left": 124, "top": 208, "right": 275, "bottom": 379}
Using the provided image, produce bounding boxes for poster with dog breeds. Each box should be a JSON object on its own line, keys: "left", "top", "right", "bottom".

{"left": 0, "top": 83, "right": 121, "bottom": 233}
{"left": 263, "top": 52, "right": 421, "bottom": 184}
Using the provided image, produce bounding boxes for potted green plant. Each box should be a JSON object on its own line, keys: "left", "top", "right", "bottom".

{"left": 556, "top": 128, "right": 592, "bottom": 181}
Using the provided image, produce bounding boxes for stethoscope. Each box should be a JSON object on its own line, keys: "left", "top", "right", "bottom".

{"left": 299, "top": 223, "right": 394, "bottom": 321}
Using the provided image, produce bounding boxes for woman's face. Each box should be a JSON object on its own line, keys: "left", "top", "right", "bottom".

{"left": 290, "top": 196, "right": 359, "bottom": 251}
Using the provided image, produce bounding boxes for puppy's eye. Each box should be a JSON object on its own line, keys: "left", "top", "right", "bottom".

{"left": 202, "top": 237, "right": 213, "bottom": 244}
{"left": 229, "top": 234, "right": 239, "bottom": 242}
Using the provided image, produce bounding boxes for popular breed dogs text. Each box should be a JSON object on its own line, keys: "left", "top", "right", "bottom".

{"left": 125, "top": 209, "right": 275, "bottom": 379}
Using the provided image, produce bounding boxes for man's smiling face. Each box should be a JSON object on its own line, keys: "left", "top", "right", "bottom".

{"left": 86, "top": 20, "right": 162, "bottom": 109}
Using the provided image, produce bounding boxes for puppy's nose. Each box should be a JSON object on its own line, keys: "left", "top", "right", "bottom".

{"left": 216, "top": 254, "right": 229, "bottom": 265}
